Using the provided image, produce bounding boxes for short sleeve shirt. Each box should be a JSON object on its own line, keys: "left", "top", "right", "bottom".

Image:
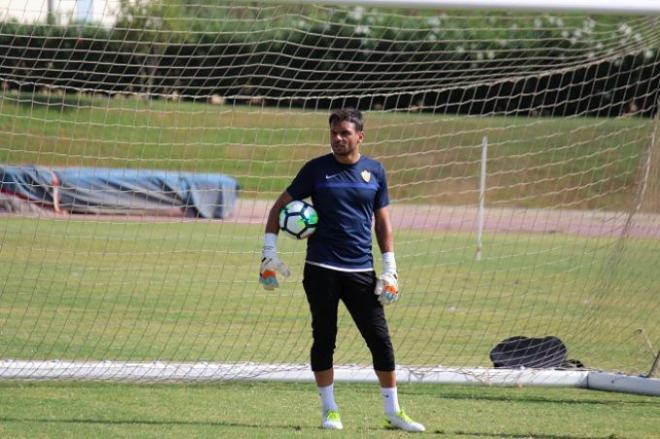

{"left": 286, "top": 153, "right": 389, "bottom": 271}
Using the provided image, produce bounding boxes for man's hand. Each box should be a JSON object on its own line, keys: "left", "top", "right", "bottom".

{"left": 259, "top": 256, "right": 290, "bottom": 290}
{"left": 259, "top": 232, "right": 290, "bottom": 290}
{"left": 375, "top": 272, "right": 399, "bottom": 305}
{"left": 375, "top": 251, "right": 399, "bottom": 305}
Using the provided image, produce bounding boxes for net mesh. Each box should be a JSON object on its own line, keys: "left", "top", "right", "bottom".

{"left": 0, "top": 1, "right": 658, "bottom": 382}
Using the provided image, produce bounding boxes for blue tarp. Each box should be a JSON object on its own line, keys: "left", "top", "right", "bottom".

{"left": 0, "top": 165, "right": 239, "bottom": 218}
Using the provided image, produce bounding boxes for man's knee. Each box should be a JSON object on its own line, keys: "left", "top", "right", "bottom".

{"left": 310, "top": 343, "right": 335, "bottom": 371}
{"left": 364, "top": 333, "right": 395, "bottom": 371}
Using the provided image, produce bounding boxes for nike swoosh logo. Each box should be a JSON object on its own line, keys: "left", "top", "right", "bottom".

{"left": 325, "top": 174, "right": 339, "bottom": 179}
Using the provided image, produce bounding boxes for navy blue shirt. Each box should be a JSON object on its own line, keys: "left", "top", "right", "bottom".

{"left": 286, "top": 153, "right": 389, "bottom": 271}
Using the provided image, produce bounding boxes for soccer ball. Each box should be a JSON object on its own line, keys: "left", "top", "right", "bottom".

{"left": 279, "top": 200, "right": 319, "bottom": 239}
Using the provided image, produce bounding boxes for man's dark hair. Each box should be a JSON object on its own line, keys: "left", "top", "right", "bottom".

{"left": 329, "top": 108, "right": 363, "bottom": 132}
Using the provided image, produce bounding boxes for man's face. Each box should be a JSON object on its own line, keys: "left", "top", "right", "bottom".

{"left": 330, "top": 120, "right": 363, "bottom": 160}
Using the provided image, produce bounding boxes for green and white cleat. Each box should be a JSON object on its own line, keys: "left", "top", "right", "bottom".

{"left": 385, "top": 410, "right": 425, "bottom": 432}
{"left": 321, "top": 409, "right": 343, "bottom": 430}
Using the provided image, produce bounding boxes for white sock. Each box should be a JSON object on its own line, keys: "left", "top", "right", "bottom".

{"left": 380, "top": 387, "right": 401, "bottom": 415}
{"left": 318, "top": 384, "right": 338, "bottom": 412}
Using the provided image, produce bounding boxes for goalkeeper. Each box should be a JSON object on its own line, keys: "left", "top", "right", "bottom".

{"left": 260, "top": 108, "right": 425, "bottom": 432}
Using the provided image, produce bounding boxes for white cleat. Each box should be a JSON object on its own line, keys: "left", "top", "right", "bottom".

{"left": 385, "top": 410, "right": 426, "bottom": 432}
{"left": 321, "top": 409, "right": 343, "bottom": 430}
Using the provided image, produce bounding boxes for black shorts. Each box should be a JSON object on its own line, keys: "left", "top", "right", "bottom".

{"left": 302, "top": 263, "right": 395, "bottom": 372}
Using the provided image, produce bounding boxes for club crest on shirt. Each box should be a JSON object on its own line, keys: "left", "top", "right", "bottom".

{"left": 361, "top": 169, "right": 371, "bottom": 182}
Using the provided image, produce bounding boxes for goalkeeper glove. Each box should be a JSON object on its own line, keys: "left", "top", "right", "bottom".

{"left": 375, "top": 252, "right": 399, "bottom": 305}
{"left": 259, "top": 233, "right": 290, "bottom": 290}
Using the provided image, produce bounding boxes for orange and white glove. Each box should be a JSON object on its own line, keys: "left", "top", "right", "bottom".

{"left": 375, "top": 252, "right": 399, "bottom": 305}
{"left": 259, "top": 233, "right": 290, "bottom": 290}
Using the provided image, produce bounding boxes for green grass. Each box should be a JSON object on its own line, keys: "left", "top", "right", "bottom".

{"left": 1, "top": 92, "right": 657, "bottom": 210}
{"left": 0, "top": 381, "right": 658, "bottom": 438}
{"left": 0, "top": 217, "right": 658, "bottom": 373}
{"left": 1, "top": 93, "right": 659, "bottom": 437}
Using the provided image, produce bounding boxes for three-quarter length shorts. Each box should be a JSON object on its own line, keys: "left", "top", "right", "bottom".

{"left": 302, "top": 263, "right": 395, "bottom": 372}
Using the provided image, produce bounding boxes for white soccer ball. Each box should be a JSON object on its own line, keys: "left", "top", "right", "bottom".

{"left": 278, "top": 200, "right": 318, "bottom": 239}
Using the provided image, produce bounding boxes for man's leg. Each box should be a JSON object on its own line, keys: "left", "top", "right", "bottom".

{"left": 376, "top": 369, "right": 399, "bottom": 414}
{"left": 341, "top": 271, "right": 425, "bottom": 432}
{"left": 303, "top": 264, "right": 342, "bottom": 430}
{"left": 375, "top": 369, "right": 395, "bottom": 388}
{"left": 314, "top": 369, "right": 336, "bottom": 412}
{"left": 315, "top": 368, "right": 334, "bottom": 387}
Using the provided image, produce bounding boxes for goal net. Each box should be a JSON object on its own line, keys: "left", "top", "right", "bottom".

{"left": 0, "top": 0, "right": 658, "bottom": 384}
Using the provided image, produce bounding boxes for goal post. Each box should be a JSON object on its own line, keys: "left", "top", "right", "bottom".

{"left": 0, "top": 0, "right": 659, "bottom": 393}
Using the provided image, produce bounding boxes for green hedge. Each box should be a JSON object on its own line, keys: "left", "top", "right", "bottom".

{"left": 0, "top": 7, "right": 658, "bottom": 116}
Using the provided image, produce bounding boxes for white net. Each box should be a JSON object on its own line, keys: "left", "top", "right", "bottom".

{"left": 0, "top": 1, "right": 658, "bottom": 382}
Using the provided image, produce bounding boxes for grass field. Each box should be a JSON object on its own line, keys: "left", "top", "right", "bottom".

{"left": 1, "top": 94, "right": 659, "bottom": 436}
{"left": 0, "top": 381, "right": 658, "bottom": 438}
{"left": 0, "top": 216, "right": 658, "bottom": 372}
{"left": 1, "top": 92, "right": 658, "bottom": 210}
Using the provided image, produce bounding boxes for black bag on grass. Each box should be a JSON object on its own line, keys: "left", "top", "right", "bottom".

{"left": 489, "top": 336, "right": 583, "bottom": 369}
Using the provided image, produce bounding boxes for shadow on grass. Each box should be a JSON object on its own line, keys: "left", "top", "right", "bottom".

{"left": 1, "top": 417, "right": 628, "bottom": 438}
{"left": 396, "top": 387, "right": 659, "bottom": 407}
{"left": 0, "top": 416, "right": 306, "bottom": 432}
{"left": 436, "top": 392, "right": 657, "bottom": 407}
{"left": 431, "top": 430, "right": 625, "bottom": 439}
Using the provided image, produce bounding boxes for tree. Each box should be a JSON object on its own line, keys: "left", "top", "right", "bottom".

{"left": 114, "top": 0, "right": 193, "bottom": 97}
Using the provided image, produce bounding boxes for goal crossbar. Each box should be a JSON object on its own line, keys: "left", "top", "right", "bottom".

{"left": 254, "top": 0, "right": 660, "bottom": 15}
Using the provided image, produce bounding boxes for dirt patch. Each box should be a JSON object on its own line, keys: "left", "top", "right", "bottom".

{"left": 234, "top": 199, "right": 659, "bottom": 239}
{"left": 2, "top": 198, "right": 658, "bottom": 239}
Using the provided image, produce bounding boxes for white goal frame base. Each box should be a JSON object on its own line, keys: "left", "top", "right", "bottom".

{"left": 1, "top": 361, "right": 657, "bottom": 396}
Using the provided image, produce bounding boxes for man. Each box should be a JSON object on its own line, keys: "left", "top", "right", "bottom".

{"left": 259, "top": 108, "right": 425, "bottom": 432}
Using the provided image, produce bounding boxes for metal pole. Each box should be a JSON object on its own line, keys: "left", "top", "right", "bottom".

{"left": 47, "top": 0, "right": 55, "bottom": 24}
{"left": 476, "top": 136, "right": 487, "bottom": 261}
{"left": 648, "top": 351, "right": 660, "bottom": 378}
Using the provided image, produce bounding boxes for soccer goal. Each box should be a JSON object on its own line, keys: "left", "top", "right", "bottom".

{"left": 0, "top": 0, "right": 659, "bottom": 395}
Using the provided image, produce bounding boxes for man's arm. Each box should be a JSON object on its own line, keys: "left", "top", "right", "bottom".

{"left": 259, "top": 191, "right": 294, "bottom": 290}
{"left": 374, "top": 206, "right": 394, "bottom": 254}
{"left": 374, "top": 206, "right": 399, "bottom": 305}
{"left": 265, "top": 191, "right": 293, "bottom": 234}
